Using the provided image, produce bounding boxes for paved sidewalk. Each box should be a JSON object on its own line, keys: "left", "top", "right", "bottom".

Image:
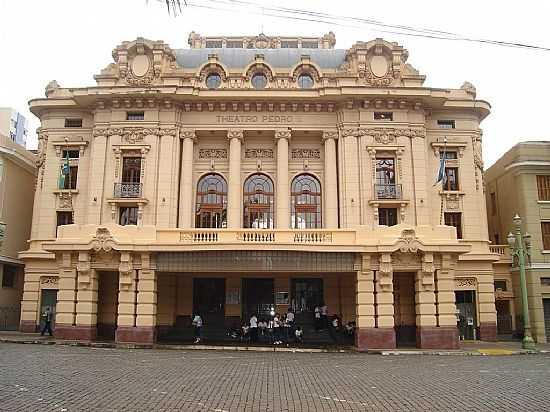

{"left": 1, "top": 331, "right": 548, "bottom": 355}
{"left": 1, "top": 342, "right": 550, "bottom": 411}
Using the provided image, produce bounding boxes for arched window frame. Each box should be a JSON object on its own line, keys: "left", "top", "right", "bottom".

{"left": 243, "top": 173, "right": 275, "bottom": 229}
{"left": 195, "top": 173, "right": 228, "bottom": 228}
{"left": 291, "top": 173, "right": 322, "bottom": 229}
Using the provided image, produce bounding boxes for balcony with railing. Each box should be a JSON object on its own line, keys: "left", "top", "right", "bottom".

{"left": 490, "top": 244, "right": 512, "bottom": 264}
{"left": 113, "top": 182, "right": 143, "bottom": 198}
{"left": 374, "top": 184, "right": 402, "bottom": 200}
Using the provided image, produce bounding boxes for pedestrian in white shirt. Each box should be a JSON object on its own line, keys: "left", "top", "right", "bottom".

{"left": 192, "top": 314, "right": 203, "bottom": 344}
{"left": 249, "top": 314, "right": 258, "bottom": 343}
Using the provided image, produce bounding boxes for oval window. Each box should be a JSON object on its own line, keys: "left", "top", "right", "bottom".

{"left": 206, "top": 73, "right": 222, "bottom": 89}
{"left": 251, "top": 73, "right": 267, "bottom": 89}
{"left": 297, "top": 73, "right": 314, "bottom": 89}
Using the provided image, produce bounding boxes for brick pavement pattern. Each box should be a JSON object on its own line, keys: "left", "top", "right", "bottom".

{"left": 1, "top": 343, "right": 549, "bottom": 412}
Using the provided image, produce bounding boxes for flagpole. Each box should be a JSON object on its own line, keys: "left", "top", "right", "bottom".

{"left": 439, "top": 137, "right": 447, "bottom": 225}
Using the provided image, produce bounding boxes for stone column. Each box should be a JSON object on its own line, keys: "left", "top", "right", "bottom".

{"left": 115, "top": 252, "right": 138, "bottom": 343}
{"left": 19, "top": 269, "right": 42, "bottom": 333}
{"left": 51, "top": 253, "right": 78, "bottom": 338}
{"left": 414, "top": 252, "right": 439, "bottom": 348}
{"left": 135, "top": 254, "right": 157, "bottom": 345}
{"left": 355, "top": 254, "right": 376, "bottom": 351}
{"left": 178, "top": 129, "right": 196, "bottom": 228}
{"left": 322, "top": 130, "right": 339, "bottom": 228}
{"left": 372, "top": 253, "right": 396, "bottom": 348}
{"left": 227, "top": 129, "right": 243, "bottom": 228}
{"left": 434, "top": 253, "right": 460, "bottom": 348}
{"left": 74, "top": 252, "right": 98, "bottom": 341}
{"left": 275, "top": 129, "right": 291, "bottom": 228}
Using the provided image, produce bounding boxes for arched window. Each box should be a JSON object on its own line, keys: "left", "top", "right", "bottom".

{"left": 243, "top": 174, "right": 274, "bottom": 228}
{"left": 291, "top": 174, "right": 322, "bottom": 229}
{"left": 195, "top": 174, "right": 227, "bottom": 228}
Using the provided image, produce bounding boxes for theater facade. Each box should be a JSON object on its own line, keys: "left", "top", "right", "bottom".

{"left": 19, "top": 32, "right": 497, "bottom": 349}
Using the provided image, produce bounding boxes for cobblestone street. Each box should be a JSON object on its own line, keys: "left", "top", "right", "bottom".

{"left": 1, "top": 343, "right": 549, "bottom": 411}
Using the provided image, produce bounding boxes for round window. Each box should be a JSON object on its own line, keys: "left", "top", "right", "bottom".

{"left": 206, "top": 73, "right": 222, "bottom": 89}
{"left": 251, "top": 73, "right": 268, "bottom": 89}
{"left": 297, "top": 73, "right": 314, "bottom": 89}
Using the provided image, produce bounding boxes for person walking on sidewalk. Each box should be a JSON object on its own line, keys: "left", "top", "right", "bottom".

{"left": 249, "top": 314, "right": 258, "bottom": 343}
{"left": 192, "top": 313, "right": 203, "bottom": 344}
{"left": 41, "top": 307, "right": 54, "bottom": 336}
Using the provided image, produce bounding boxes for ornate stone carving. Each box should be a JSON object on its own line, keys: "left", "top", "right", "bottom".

{"left": 245, "top": 148, "right": 273, "bottom": 159}
{"left": 90, "top": 227, "right": 115, "bottom": 252}
{"left": 322, "top": 130, "right": 338, "bottom": 141}
{"left": 180, "top": 129, "right": 197, "bottom": 140}
{"left": 118, "top": 252, "right": 134, "bottom": 291}
{"left": 57, "top": 193, "right": 73, "bottom": 210}
{"left": 198, "top": 149, "right": 227, "bottom": 159}
{"left": 227, "top": 129, "right": 244, "bottom": 140}
{"left": 45, "top": 80, "right": 60, "bottom": 97}
{"left": 274, "top": 129, "right": 292, "bottom": 140}
{"left": 378, "top": 253, "right": 393, "bottom": 291}
{"left": 419, "top": 252, "right": 435, "bottom": 290}
{"left": 40, "top": 276, "right": 59, "bottom": 288}
{"left": 391, "top": 252, "right": 419, "bottom": 267}
{"left": 36, "top": 130, "right": 48, "bottom": 189}
{"left": 365, "top": 128, "right": 424, "bottom": 144}
{"left": 291, "top": 149, "right": 321, "bottom": 160}
{"left": 455, "top": 277, "right": 476, "bottom": 290}
{"left": 396, "top": 228, "right": 422, "bottom": 253}
{"left": 461, "top": 81, "right": 477, "bottom": 98}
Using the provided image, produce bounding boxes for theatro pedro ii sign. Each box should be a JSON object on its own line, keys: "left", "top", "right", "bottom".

{"left": 216, "top": 115, "right": 298, "bottom": 124}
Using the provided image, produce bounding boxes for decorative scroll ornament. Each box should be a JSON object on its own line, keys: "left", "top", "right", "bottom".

{"left": 365, "top": 127, "right": 425, "bottom": 144}
{"left": 180, "top": 129, "right": 197, "bottom": 140}
{"left": 455, "top": 278, "right": 476, "bottom": 289}
{"left": 396, "top": 229, "right": 422, "bottom": 253}
{"left": 90, "top": 227, "right": 115, "bottom": 252}
{"left": 322, "top": 131, "right": 338, "bottom": 140}
{"left": 274, "top": 130, "right": 292, "bottom": 140}
{"left": 245, "top": 148, "right": 274, "bottom": 159}
{"left": 199, "top": 149, "right": 227, "bottom": 159}
{"left": 40, "top": 276, "right": 59, "bottom": 287}
{"left": 291, "top": 149, "right": 321, "bottom": 160}
{"left": 227, "top": 129, "right": 244, "bottom": 140}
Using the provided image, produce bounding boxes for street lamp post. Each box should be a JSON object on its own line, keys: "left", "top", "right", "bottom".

{"left": 507, "top": 214, "right": 536, "bottom": 350}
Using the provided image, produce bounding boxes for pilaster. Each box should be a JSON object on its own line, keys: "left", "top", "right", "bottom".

{"left": 227, "top": 129, "right": 243, "bottom": 228}
{"left": 322, "top": 130, "right": 339, "bottom": 228}
{"left": 275, "top": 129, "right": 291, "bottom": 228}
{"left": 178, "top": 129, "right": 196, "bottom": 228}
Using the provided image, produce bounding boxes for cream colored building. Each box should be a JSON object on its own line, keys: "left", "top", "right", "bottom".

{"left": 20, "top": 33, "right": 497, "bottom": 349}
{"left": 486, "top": 141, "right": 550, "bottom": 343}
{"left": 0, "top": 133, "right": 36, "bottom": 329}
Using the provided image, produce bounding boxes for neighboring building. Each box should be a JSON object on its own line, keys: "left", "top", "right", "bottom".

{"left": 0, "top": 133, "right": 36, "bottom": 330}
{"left": 19, "top": 33, "right": 496, "bottom": 349}
{"left": 486, "top": 141, "right": 550, "bottom": 343}
{"left": 0, "top": 108, "right": 28, "bottom": 147}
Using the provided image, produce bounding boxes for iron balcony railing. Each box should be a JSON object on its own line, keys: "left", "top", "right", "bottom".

{"left": 374, "top": 183, "right": 402, "bottom": 200}
{"left": 114, "top": 182, "right": 143, "bottom": 198}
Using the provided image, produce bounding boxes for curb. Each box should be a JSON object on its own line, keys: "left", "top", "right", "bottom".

{"left": 1, "top": 337, "right": 548, "bottom": 355}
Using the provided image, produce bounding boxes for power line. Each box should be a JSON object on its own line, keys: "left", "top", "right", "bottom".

{"left": 156, "top": 0, "right": 550, "bottom": 52}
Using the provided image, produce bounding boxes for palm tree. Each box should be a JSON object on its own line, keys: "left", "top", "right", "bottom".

{"left": 164, "top": 0, "right": 185, "bottom": 15}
